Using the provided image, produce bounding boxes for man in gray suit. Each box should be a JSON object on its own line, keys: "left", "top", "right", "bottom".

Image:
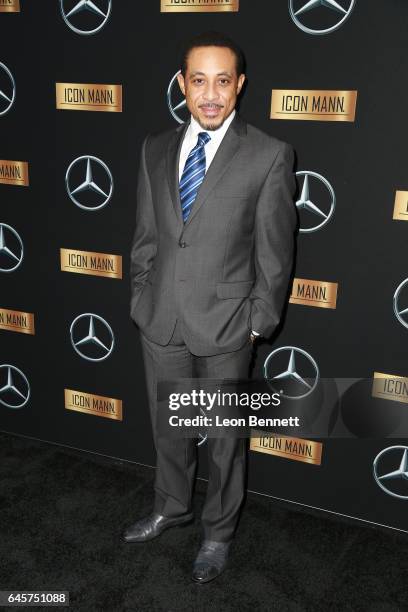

{"left": 123, "top": 32, "right": 297, "bottom": 583}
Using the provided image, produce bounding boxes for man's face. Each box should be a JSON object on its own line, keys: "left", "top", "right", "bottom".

{"left": 177, "top": 46, "right": 246, "bottom": 131}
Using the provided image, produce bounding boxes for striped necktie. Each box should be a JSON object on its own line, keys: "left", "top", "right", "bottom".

{"left": 179, "top": 131, "right": 211, "bottom": 223}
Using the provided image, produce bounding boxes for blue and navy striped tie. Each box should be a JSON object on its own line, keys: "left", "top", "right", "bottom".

{"left": 179, "top": 131, "right": 211, "bottom": 223}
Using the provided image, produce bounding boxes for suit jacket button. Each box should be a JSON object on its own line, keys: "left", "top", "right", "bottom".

{"left": 179, "top": 241, "right": 187, "bottom": 248}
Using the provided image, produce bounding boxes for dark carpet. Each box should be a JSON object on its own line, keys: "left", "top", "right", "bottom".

{"left": 1, "top": 431, "right": 408, "bottom": 612}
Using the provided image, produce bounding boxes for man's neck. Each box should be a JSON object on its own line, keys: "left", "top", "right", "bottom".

{"left": 190, "top": 109, "right": 236, "bottom": 134}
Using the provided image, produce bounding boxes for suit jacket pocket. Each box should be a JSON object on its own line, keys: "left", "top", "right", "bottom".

{"left": 216, "top": 280, "right": 254, "bottom": 299}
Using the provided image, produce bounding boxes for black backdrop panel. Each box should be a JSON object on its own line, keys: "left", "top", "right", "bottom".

{"left": 1, "top": 0, "right": 407, "bottom": 532}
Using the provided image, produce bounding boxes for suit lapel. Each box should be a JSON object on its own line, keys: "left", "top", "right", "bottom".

{"left": 166, "top": 113, "right": 247, "bottom": 231}
{"left": 184, "top": 113, "right": 247, "bottom": 229}
{"left": 166, "top": 122, "right": 189, "bottom": 230}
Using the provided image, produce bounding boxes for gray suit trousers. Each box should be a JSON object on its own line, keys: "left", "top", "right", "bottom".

{"left": 139, "top": 318, "right": 252, "bottom": 543}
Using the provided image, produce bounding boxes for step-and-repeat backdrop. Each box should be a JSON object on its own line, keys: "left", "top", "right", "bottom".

{"left": 1, "top": 0, "right": 407, "bottom": 534}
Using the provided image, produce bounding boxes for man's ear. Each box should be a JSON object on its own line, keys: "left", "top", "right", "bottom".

{"left": 237, "top": 74, "right": 246, "bottom": 95}
{"left": 177, "top": 72, "right": 186, "bottom": 96}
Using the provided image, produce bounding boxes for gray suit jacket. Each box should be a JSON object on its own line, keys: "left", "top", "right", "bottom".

{"left": 129, "top": 113, "right": 297, "bottom": 356}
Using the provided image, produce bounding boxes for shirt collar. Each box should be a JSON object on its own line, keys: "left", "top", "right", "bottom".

{"left": 188, "top": 109, "right": 236, "bottom": 145}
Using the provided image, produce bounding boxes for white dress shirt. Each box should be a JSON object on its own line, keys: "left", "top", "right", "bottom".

{"left": 178, "top": 109, "right": 236, "bottom": 181}
{"left": 178, "top": 110, "right": 260, "bottom": 338}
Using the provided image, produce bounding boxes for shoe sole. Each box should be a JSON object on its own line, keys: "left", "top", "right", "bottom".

{"left": 121, "top": 515, "right": 194, "bottom": 543}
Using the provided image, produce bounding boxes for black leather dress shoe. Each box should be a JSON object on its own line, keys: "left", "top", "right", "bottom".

{"left": 121, "top": 512, "right": 193, "bottom": 543}
{"left": 192, "top": 540, "right": 231, "bottom": 584}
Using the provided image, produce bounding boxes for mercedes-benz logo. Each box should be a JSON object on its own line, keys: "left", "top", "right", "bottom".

{"left": 296, "top": 171, "right": 336, "bottom": 233}
{"left": 70, "top": 313, "right": 114, "bottom": 361}
{"left": 197, "top": 433, "right": 207, "bottom": 446}
{"left": 0, "top": 62, "right": 16, "bottom": 116}
{"left": 0, "top": 223, "right": 24, "bottom": 273}
{"left": 198, "top": 406, "right": 207, "bottom": 447}
{"left": 289, "top": 0, "right": 355, "bottom": 35}
{"left": 65, "top": 155, "right": 113, "bottom": 211}
{"left": 264, "top": 346, "right": 320, "bottom": 399}
{"left": 393, "top": 278, "right": 408, "bottom": 331}
{"left": 0, "top": 365, "right": 30, "bottom": 409}
{"left": 373, "top": 446, "right": 408, "bottom": 500}
{"left": 60, "top": 0, "right": 112, "bottom": 35}
{"left": 167, "top": 71, "right": 188, "bottom": 124}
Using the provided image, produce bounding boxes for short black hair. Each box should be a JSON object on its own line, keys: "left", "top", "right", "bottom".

{"left": 180, "top": 31, "right": 246, "bottom": 77}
